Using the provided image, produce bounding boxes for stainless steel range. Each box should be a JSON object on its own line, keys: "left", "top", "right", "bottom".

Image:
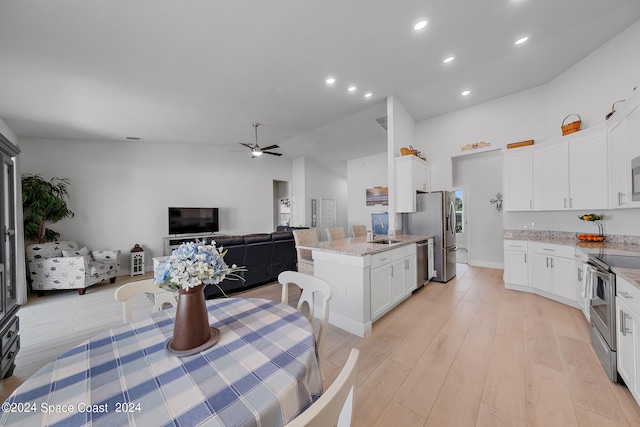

{"left": 586, "top": 253, "right": 640, "bottom": 382}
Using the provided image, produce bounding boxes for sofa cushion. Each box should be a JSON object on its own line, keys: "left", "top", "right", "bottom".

{"left": 271, "top": 231, "right": 293, "bottom": 241}
{"left": 28, "top": 241, "right": 79, "bottom": 261}
{"left": 270, "top": 232, "right": 296, "bottom": 277}
{"left": 244, "top": 233, "right": 272, "bottom": 244}
{"left": 242, "top": 234, "right": 273, "bottom": 287}
{"left": 213, "top": 235, "right": 245, "bottom": 246}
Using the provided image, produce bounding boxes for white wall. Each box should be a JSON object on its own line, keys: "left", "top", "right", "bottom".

{"left": 302, "top": 157, "right": 348, "bottom": 240}
{"left": 453, "top": 150, "right": 504, "bottom": 268}
{"left": 346, "top": 152, "right": 388, "bottom": 236}
{"left": 413, "top": 18, "right": 640, "bottom": 249}
{"left": 19, "top": 138, "right": 294, "bottom": 270}
{"left": 0, "top": 118, "right": 17, "bottom": 144}
{"left": 387, "top": 95, "right": 416, "bottom": 232}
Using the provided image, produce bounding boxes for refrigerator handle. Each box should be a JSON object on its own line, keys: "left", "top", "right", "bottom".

{"left": 448, "top": 201, "right": 455, "bottom": 237}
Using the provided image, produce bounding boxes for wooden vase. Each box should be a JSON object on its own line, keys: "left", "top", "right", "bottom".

{"left": 167, "top": 283, "right": 217, "bottom": 355}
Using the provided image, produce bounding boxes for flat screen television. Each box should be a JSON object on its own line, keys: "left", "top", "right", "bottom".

{"left": 168, "top": 207, "right": 219, "bottom": 235}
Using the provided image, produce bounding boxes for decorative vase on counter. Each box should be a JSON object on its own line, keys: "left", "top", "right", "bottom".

{"left": 165, "top": 283, "right": 219, "bottom": 357}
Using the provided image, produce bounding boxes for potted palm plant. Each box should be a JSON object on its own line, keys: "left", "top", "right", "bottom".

{"left": 22, "top": 174, "right": 74, "bottom": 243}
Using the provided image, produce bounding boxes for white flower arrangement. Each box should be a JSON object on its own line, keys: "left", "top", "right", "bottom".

{"left": 154, "top": 241, "right": 245, "bottom": 292}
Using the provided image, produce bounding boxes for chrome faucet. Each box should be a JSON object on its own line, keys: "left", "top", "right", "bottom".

{"left": 371, "top": 216, "right": 385, "bottom": 241}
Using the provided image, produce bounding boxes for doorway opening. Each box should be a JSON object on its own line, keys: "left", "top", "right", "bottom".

{"left": 453, "top": 187, "right": 467, "bottom": 264}
{"left": 273, "top": 180, "right": 291, "bottom": 230}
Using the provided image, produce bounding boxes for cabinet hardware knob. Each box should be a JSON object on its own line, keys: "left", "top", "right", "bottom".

{"left": 6, "top": 330, "right": 14, "bottom": 338}
{"left": 6, "top": 351, "right": 14, "bottom": 360}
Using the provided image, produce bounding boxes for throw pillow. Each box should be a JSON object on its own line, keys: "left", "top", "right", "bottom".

{"left": 61, "top": 247, "right": 91, "bottom": 268}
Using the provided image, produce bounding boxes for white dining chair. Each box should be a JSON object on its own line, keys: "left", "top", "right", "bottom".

{"left": 278, "top": 271, "right": 332, "bottom": 355}
{"left": 114, "top": 278, "right": 177, "bottom": 323}
{"left": 286, "top": 348, "right": 359, "bottom": 427}
{"left": 325, "top": 226, "right": 345, "bottom": 241}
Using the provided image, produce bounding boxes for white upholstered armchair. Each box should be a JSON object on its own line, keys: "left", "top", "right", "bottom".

{"left": 27, "top": 241, "right": 120, "bottom": 295}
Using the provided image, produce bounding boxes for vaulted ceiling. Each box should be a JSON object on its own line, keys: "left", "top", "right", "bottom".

{"left": 1, "top": 0, "right": 639, "bottom": 172}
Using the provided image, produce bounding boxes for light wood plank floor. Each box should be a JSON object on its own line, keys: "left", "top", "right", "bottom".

{"left": 2, "top": 265, "right": 640, "bottom": 426}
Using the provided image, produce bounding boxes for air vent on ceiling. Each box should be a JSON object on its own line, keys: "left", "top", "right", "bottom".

{"left": 375, "top": 115, "right": 387, "bottom": 130}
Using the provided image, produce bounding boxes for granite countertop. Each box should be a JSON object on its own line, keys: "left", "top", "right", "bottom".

{"left": 296, "top": 234, "right": 433, "bottom": 257}
{"left": 503, "top": 229, "right": 640, "bottom": 288}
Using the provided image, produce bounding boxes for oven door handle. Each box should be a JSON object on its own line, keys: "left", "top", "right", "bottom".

{"left": 585, "top": 264, "right": 614, "bottom": 300}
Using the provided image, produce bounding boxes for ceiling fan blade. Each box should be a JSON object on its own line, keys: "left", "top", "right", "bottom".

{"left": 239, "top": 142, "right": 254, "bottom": 149}
{"left": 260, "top": 144, "right": 280, "bottom": 151}
{"left": 263, "top": 151, "right": 283, "bottom": 156}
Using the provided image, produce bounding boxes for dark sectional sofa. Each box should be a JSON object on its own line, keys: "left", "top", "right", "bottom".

{"left": 202, "top": 230, "right": 299, "bottom": 299}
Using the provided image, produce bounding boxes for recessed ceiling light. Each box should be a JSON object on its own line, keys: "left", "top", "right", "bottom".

{"left": 414, "top": 19, "right": 428, "bottom": 31}
{"left": 364, "top": 92, "right": 373, "bottom": 98}
{"left": 461, "top": 90, "right": 471, "bottom": 96}
{"left": 326, "top": 77, "right": 336, "bottom": 85}
{"left": 443, "top": 56, "right": 455, "bottom": 64}
{"left": 515, "top": 36, "right": 529, "bottom": 45}
{"left": 348, "top": 86, "right": 357, "bottom": 92}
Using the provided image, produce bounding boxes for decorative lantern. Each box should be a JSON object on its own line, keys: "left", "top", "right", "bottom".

{"left": 130, "top": 244, "right": 145, "bottom": 276}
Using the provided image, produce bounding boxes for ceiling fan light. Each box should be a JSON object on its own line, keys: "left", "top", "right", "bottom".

{"left": 252, "top": 149, "right": 263, "bottom": 156}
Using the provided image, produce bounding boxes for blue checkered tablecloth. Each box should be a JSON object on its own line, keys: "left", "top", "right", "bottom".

{"left": 1, "top": 298, "right": 322, "bottom": 426}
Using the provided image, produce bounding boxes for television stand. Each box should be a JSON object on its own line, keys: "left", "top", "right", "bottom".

{"left": 162, "top": 233, "right": 219, "bottom": 255}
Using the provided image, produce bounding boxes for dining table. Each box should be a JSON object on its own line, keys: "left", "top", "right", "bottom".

{"left": 1, "top": 297, "right": 323, "bottom": 426}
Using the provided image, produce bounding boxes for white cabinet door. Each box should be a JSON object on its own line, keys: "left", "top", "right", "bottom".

{"left": 504, "top": 250, "right": 528, "bottom": 287}
{"left": 568, "top": 128, "right": 608, "bottom": 210}
{"left": 504, "top": 149, "right": 534, "bottom": 211}
{"left": 625, "top": 103, "right": 640, "bottom": 208}
{"left": 617, "top": 298, "right": 637, "bottom": 391}
{"left": 534, "top": 141, "right": 569, "bottom": 210}
{"left": 576, "top": 258, "right": 590, "bottom": 321}
{"left": 609, "top": 116, "right": 629, "bottom": 207}
{"left": 529, "top": 252, "right": 553, "bottom": 293}
{"left": 550, "top": 256, "right": 576, "bottom": 303}
{"left": 403, "top": 255, "right": 417, "bottom": 294}
{"left": 390, "top": 259, "right": 405, "bottom": 304}
{"left": 395, "top": 156, "right": 431, "bottom": 213}
{"left": 504, "top": 240, "right": 528, "bottom": 287}
{"left": 370, "top": 264, "right": 391, "bottom": 321}
{"left": 416, "top": 161, "right": 431, "bottom": 192}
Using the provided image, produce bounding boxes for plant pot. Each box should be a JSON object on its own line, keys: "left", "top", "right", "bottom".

{"left": 165, "top": 283, "right": 219, "bottom": 357}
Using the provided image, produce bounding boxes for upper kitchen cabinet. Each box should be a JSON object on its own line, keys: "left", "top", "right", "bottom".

{"left": 503, "top": 148, "right": 534, "bottom": 211}
{"left": 567, "top": 126, "right": 608, "bottom": 210}
{"left": 530, "top": 125, "right": 608, "bottom": 211}
{"left": 395, "top": 155, "right": 431, "bottom": 213}
{"left": 609, "top": 87, "right": 640, "bottom": 208}
{"left": 533, "top": 140, "right": 570, "bottom": 210}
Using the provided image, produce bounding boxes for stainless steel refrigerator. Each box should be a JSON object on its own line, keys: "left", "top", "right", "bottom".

{"left": 403, "top": 191, "right": 457, "bottom": 282}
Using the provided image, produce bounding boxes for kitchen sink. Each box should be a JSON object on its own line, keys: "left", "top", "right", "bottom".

{"left": 367, "top": 239, "right": 402, "bottom": 245}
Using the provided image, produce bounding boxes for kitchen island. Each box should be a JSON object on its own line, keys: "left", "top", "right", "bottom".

{"left": 297, "top": 234, "right": 432, "bottom": 337}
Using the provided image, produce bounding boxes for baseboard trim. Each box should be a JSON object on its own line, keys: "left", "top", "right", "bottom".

{"left": 467, "top": 259, "right": 504, "bottom": 269}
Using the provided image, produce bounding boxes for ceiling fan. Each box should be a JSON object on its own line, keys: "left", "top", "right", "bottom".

{"left": 239, "top": 123, "right": 282, "bottom": 158}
